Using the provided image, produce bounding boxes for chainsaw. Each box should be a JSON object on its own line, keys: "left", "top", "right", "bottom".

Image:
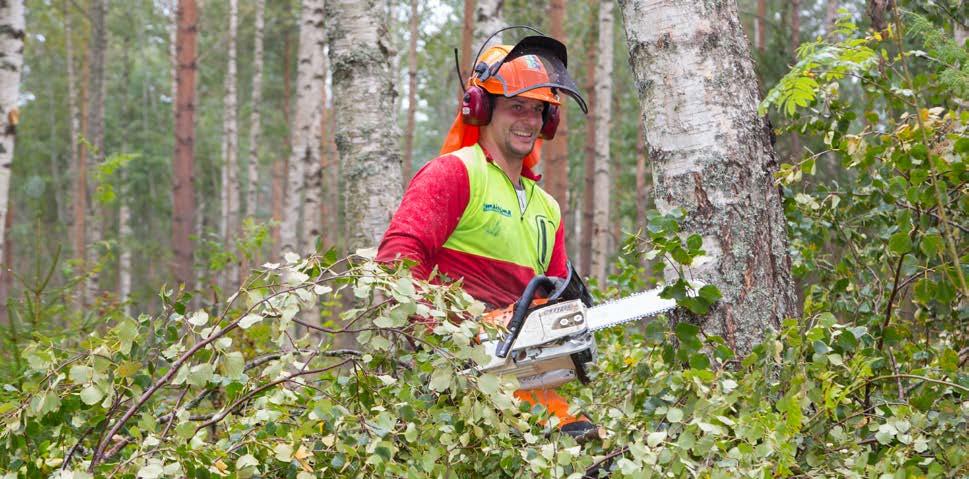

{"left": 476, "top": 262, "right": 703, "bottom": 390}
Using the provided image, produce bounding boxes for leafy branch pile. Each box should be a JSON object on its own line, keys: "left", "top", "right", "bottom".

{"left": 1, "top": 11, "right": 967, "bottom": 479}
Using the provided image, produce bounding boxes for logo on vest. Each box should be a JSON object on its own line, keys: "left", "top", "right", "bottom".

{"left": 483, "top": 203, "right": 512, "bottom": 218}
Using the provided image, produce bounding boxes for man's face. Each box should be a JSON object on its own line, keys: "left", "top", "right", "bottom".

{"left": 481, "top": 96, "right": 545, "bottom": 161}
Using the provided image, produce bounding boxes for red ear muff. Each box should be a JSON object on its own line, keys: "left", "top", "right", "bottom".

{"left": 461, "top": 86, "right": 492, "bottom": 126}
{"left": 539, "top": 103, "right": 559, "bottom": 140}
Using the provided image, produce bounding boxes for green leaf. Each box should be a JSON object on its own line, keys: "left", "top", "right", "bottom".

{"left": 69, "top": 365, "right": 93, "bottom": 384}
{"left": 888, "top": 232, "right": 912, "bottom": 254}
{"left": 666, "top": 407, "right": 684, "bottom": 423}
{"left": 919, "top": 233, "right": 943, "bottom": 257}
{"left": 686, "top": 234, "right": 703, "bottom": 251}
{"left": 698, "top": 285, "right": 722, "bottom": 302}
{"left": 115, "top": 319, "right": 139, "bottom": 355}
{"left": 187, "top": 363, "right": 214, "bottom": 387}
{"left": 238, "top": 313, "right": 263, "bottom": 329}
{"left": 647, "top": 431, "right": 667, "bottom": 447}
{"left": 80, "top": 385, "right": 103, "bottom": 406}
{"left": 429, "top": 368, "right": 451, "bottom": 392}
{"left": 222, "top": 352, "right": 245, "bottom": 380}
{"left": 477, "top": 374, "right": 500, "bottom": 395}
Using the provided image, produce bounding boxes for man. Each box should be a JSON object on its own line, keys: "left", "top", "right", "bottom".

{"left": 377, "top": 35, "right": 597, "bottom": 441}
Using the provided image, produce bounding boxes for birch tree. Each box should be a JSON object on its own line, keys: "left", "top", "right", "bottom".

{"left": 590, "top": 0, "right": 614, "bottom": 284}
{"left": 247, "top": 0, "right": 266, "bottom": 218}
{"left": 86, "top": 0, "right": 108, "bottom": 298}
{"left": 221, "top": 0, "right": 239, "bottom": 242}
{"left": 0, "top": 0, "right": 24, "bottom": 269}
{"left": 619, "top": 0, "right": 798, "bottom": 354}
{"left": 64, "top": 0, "right": 87, "bottom": 300}
{"left": 473, "top": 0, "right": 503, "bottom": 49}
{"left": 281, "top": 0, "right": 325, "bottom": 256}
{"left": 329, "top": 0, "right": 402, "bottom": 250}
{"left": 402, "top": 0, "right": 418, "bottom": 186}
{"left": 173, "top": 0, "right": 199, "bottom": 288}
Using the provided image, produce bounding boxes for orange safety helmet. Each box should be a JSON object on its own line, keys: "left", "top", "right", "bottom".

{"left": 441, "top": 34, "right": 587, "bottom": 170}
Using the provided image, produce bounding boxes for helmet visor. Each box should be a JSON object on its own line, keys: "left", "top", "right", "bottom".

{"left": 487, "top": 36, "right": 588, "bottom": 114}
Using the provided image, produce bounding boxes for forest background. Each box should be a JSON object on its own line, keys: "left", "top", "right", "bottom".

{"left": 0, "top": 0, "right": 966, "bottom": 477}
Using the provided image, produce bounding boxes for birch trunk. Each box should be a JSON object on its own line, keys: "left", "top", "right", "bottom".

{"left": 542, "top": 0, "right": 569, "bottom": 227}
{"left": 86, "top": 0, "right": 108, "bottom": 300}
{"left": 0, "top": 0, "right": 24, "bottom": 271}
{"left": 590, "top": 0, "right": 614, "bottom": 284}
{"left": 281, "top": 0, "right": 325, "bottom": 256}
{"left": 329, "top": 0, "right": 402, "bottom": 250}
{"left": 65, "top": 0, "right": 86, "bottom": 286}
{"left": 173, "top": 0, "right": 198, "bottom": 288}
{"left": 619, "top": 0, "right": 798, "bottom": 354}
{"left": 579, "top": 6, "right": 598, "bottom": 276}
{"left": 247, "top": 0, "right": 266, "bottom": 218}
{"left": 473, "top": 0, "right": 504, "bottom": 49}
{"left": 402, "top": 0, "right": 418, "bottom": 186}
{"left": 221, "top": 0, "right": 240, "bottom": 287}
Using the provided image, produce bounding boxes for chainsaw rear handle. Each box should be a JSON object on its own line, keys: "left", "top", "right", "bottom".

{"left": 496, "top": 275, "right": 556, "bottom": 358}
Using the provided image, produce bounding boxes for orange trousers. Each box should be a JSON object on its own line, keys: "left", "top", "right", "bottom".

{"left": 514, "top": 389, "right": 584, "bottom": 426}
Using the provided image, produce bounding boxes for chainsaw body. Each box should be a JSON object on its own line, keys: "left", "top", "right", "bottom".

{"left": 477, "top": 299, "right": 597, "bottom": 390}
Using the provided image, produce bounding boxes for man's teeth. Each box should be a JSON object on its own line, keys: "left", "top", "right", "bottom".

{"left": 512, "top": 131, "right": 531, "bottom": 137}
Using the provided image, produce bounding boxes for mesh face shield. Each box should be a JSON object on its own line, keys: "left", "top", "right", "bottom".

{"left": 474, "top": 36, "right": 589, "bottom": 114}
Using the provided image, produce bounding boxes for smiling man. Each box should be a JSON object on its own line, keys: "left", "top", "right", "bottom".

{"left": 376, "top": 35, "right": 597, "bottom": 440}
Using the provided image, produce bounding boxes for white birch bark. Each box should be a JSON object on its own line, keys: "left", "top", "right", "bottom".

{"left": 329, "top": 0, "right": 402, "bottom": 250}
{"left": 473, "top": 0, "right": 504, "bottom": 51}
{"left": 590, "top": 0, "right": 614, "bottom": 284}
{"left": 247, "top": 0, "right": 266, "bottom": 218}
{"left": 619, "top": 0, "right": 798, "bottom": 354}
{"left": 118, "top": 169, "right": 131, "bottom": 313}
{"left": 86, "top": 0, "right": 108, "bottom": 302}
{"left": 65, "top": 0, "right": 84, "bottom": 268}
{"left": 221, "top": 0, "right": 240, "bottom": 287}
{"left": 0, "top": 0, "right": 24, "bottom": 269}
{"left": 281, "top": 0, "right": 326, "bottom": 256}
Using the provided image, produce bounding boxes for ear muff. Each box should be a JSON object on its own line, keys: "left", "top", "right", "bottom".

{"left": 461, "top": 86, "right": 492, "bottom": 126}
{"left": 539, "top": 103, "right": 559, "bottom": 140}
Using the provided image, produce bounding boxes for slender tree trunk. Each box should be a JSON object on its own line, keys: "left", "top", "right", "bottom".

{"left": 173, "top": 0, "right": 199, "bottom": 289}
{"left": 756, "top": 0, "right": 766, "bottom": 53}
{"left": 579, "top": 5, "right": 599, "bottom": 276}
{"left": 591, "top": 0, "right": 615, "bottom": 284}
{"left": 65, "top": 0, "right": 85, "bottom": 278}
{"left": 0, "top": 0, "right": 24, "bottom": 272}
{"left": 790, "top": 0, "right": 802, "bottom": 161}
{"left": 402, "top": 0, "right": 419, "bottom": 187}
{"left": 272, "top": 28, "right": 294, "bottom": 260}
{"left": 867, "top": 0, "right": 893, "bottom": 33}
{"left": 635, "top": 120, "right": 648, "bottom": 231}
{"left": 86, "top": 0, "right": 108, "bottom": 300}
{"left": 247, "top": 0, "right": 266, "bottom": 218}
{"left": 619, "top": 0, "right": 798, "bottom": 354}
{"left": 0, "top": 205, "right": 12, "bottom": 328}
{"left": 473, "top": 0, "right": 504, "bottom": 49}
{"left": 281, "top": 0, "right": 326, "bottom": 256}
{"left": 825, "top": 0, "right": 840, "bottom": 35}
{"left": 329, "top": 0, "right": 403, "bottom": 250}
{"left": 459, "top": 0, "right": 475, "bottom": 99}
{"left": 221, "top": 0, "right": 240, "bottom": 288}
{"left": 118, "top": 25, "right": 134, "bottom": 312}
{"left": 542, "top": 0, "right": 569, "bottom": 227}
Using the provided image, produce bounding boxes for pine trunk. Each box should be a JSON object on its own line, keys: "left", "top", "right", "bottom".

{"left": 402, "top": 0, "right": 418, "bottom": 186}
{"left": 281, "top": 0, "right": 325, "bottom": 256}
{"left": 619, "top": 0, "right": 798, "bottom": 354}
{"left": 579, "top": 6, "right": 598, "bottom": 276}
{"left": 0, "top": 0, "right": 23, "bottom": 272}
{"left": 329, "top": 0, "right": 402, "bottom": 250}
{"left": 247, "top": 0, "right": 266, "bottom": 218}
{"left": 756, "top": 0, "right": 766, "bottom": 53}
{"left": 473, "top": 0, "right": 504, "bottom": 49}
{"left": 173, "top": 0, "right": 199, "bottom": 289}
{"left": 590, "top": 0, "right": 615, "bottom": 284}
{"left": 542, "top": 0, "right": 569, "bottom": 228}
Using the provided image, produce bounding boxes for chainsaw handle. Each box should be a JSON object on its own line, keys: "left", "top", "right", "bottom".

{"left": 496, "top": 276, "right": 556, "bottom": 358}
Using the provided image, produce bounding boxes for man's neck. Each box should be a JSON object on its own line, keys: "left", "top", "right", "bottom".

{"left": 479, "top": 141, "right": 524, "bottom": 185}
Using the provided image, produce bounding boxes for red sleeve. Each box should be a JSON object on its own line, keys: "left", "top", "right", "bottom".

{"left": 546, "top": 218, "right": 568, "bottom": 278}
{"left": 376, "top": 155, "right": 470, "bottom": 279}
